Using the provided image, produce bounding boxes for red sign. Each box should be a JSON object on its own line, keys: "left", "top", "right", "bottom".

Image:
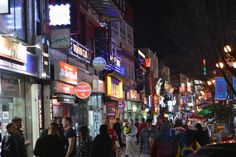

{"left": 145, "top": 57, "right": 151, "bottom": 68}
{"left": 75, "top": 82, "right": 92, "bottom": 99}
{"left": 53, "top": 81, "right": 75, "bottom": 95}
{"left": 55, "top": 61, "right": 78, "bottom": 85}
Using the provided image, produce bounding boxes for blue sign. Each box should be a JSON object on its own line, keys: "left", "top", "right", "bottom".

{"left": 215, "top": 77, "right": 227, "bottom": 100}
{"left": 233, "top": 77, "right": 236, "bottom": 98}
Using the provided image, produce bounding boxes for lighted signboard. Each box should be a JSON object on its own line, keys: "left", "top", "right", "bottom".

{"left": 93, "top": 79, "right": 105, "bottom": 93}
{"left": 0, "top": 0, "right": 10, "bottom": 14}
{"left": 92, "top": 57, "right": 106, "bottom": 71}
{"left": 215, "top": 77, "right": 227, "bottom": 100}
{"left": 70, "top": 39, "right": 90, "bottom": 63}
{"left": 49, "top": 4, "right": 70, "bottom": 26}
{"left": 55, "top": 61, "right": 78, "bottom": 85}
{"left": 106, "top": 75, "right": 124, "bottom": 99}
{"left": 75, "top": 82, "right": 92, "bottom": 99}
{"left": 126, "top": 90, "right": 141, "bottom": 101}
{"left": 0, "top": 36, "right": 27, "bottom": 64}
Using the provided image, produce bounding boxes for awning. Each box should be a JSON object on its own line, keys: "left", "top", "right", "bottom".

{"left": 88, "top": 0, "right": 122, "bottom": 20}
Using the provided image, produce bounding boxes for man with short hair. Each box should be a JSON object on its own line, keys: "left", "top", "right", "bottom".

{"left": 91, "top": 125, "right": 113, "bottom": 157}
{"left": 62, "top": 117, "right": 76, "bottom": 157}
{"left": 139, "top": 118, "right": 158, "bottom": 157}
{"left": 1, "top": 123, "right": 20, "bottom": 157}
{"left": 12, "top": 116, "right": 28, "bottom": 157}
{"left": 113, "top": 118, "right": 124, "bottom": 148}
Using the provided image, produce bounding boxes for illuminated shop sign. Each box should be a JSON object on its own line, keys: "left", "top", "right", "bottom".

{"left": 92, "top": 57, "right": 107, "bottom": 71}
{"left": 126, "top": 90, "right": 140, "bottom": 101}
{"left": 0, "top": 36, "right": 27, "bottom": 64}
{"left": 106, "top": 57, "right": 125, "bottom": 76}
{"left": 93, "top": 79, "right": 105, "bottom": 93}
{"left": 0, "top": 0, "right": 10, "bottom": 14}
{"left": 70, "top": 38, "right": 90, "bottom": 63}
{"left": 0, "top": 51, "right": 38, "bottom": 77}
{"left": 49, "top": 4, "right": 70, "bottom": 26}
{"left": 106, "top": 102, "right": 116, "bottom": 119}
{"left": 106, "top": 75, "right": 124, "bottom": 99}
{"left": 55, "top": 61, "right": 78, "bottom": 85}
{"left": 75, "top": 82, "right": 92, "bottom": 99}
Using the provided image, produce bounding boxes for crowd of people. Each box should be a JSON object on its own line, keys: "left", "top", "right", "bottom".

{"left": 0, "top": 116, "right": 234, "bottom": 157}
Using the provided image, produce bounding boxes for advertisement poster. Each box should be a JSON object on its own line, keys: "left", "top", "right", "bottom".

{"left": 106, "top": 102, "right": 116, "bottom": 119}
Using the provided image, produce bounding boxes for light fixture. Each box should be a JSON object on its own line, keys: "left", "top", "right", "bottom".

{"left": 233, "top": 62, "right": 236, "bottom": 69}
{"left": 132, "top": 105, "right": 138, "bottom": 113}
{"left": 200, "top": 91, "right": 205, "bottom": 96}
{"left": 207, "top": 80, "right": 212, "bottom": 86}
{"left": 216, "top": 62, "right": 224, "bottom": 69}
{"left": 224, "top": 45, "right": 232, "bottom": 53}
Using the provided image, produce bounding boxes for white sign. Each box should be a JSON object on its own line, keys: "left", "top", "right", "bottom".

{"left": 51, "top": 28, "right": 71, "bottom": 48}
{"left": 92, "top": 57, "right": 107, "bottom": 71}
{"left": 0, "top": 0, "right": 9, "bottom": 14}
{"left": 49, "top": 4, "right": 70, "bottom": 26}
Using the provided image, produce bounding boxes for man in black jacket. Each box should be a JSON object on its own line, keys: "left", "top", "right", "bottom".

{"left": 90, "top": 125, "right": 113, "bottom": 157}
{"left": 33, "top": 123, "right": 65, "bottom": 157}
{"left": 1, "top": 123, "right": 20, "bottom": 157}
{"left": 113, "top": 118, "right": 124, "bottom": 148}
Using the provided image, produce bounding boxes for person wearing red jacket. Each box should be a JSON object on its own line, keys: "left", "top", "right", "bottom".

{"left": 137, "top": 118, "right": 147, "bottom": 143}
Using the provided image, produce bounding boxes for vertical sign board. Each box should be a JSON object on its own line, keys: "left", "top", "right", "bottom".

{"left": 215, "top": 77, "right": 227, "bottom": 100}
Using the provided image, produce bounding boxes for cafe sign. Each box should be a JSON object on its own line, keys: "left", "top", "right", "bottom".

{"left": 75, "top": 82, "right": 92, "bottom": 99}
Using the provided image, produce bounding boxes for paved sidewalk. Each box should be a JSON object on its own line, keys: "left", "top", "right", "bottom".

{"left": 119, "top": 144, "right": 140, "bottom": 157}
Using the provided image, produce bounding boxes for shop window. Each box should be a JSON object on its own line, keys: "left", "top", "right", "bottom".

{"left": 0, "top": 75, "right": 26, "bottom": 135}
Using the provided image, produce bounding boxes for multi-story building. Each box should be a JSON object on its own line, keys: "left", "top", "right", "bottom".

{"left": 0, "top": 0, "right": 50, "bottom": 155}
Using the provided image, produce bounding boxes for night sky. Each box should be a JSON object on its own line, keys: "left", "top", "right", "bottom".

{"left": 128, "top": 0, "right": 236, "bottom": 80}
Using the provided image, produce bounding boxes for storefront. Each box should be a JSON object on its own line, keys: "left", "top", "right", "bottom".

{"left": 0, "top": 36, "right": 41, "bottom": 154}
{"left": 52, "top": 61, "right": 78, "bottom": 125}
{"left": 105, "top": 75, "right": 124, "bottom": 122}
{"left": 124, "top": 90, "right": 141, "bottom": 120}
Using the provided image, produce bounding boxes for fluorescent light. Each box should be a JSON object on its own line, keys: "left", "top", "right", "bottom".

{"left": 138, "top": 49, "right": 145, "bottom": 58}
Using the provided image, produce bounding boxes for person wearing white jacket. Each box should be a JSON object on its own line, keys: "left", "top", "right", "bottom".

{"left": 125, "top": 119, "right": 138, "bottom": 157}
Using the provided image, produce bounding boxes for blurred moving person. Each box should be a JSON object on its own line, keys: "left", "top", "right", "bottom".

{"left": 33, "top": 123, "right": 65, "bottom": 157}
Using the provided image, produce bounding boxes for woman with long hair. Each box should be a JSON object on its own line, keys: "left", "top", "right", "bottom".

{"left": 77, "top": 126, "right": 92, "bottom": 157}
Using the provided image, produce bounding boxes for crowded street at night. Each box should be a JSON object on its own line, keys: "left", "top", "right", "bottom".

{"left": 0, "top": 0, "right": 236, "bottom": 157}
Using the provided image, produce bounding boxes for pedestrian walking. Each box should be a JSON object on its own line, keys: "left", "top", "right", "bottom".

{"left": 113, "top": 118, "right": 124, "bottom": 149}
{"left": 125, "top": 119, "right": 138, "bottom": 157}
{"left": 33, "top": 123, "right": 65, "bottom": 157}
{"left": 62, "top": 116, "right": 77, "bottom": 157}
{"left": 137, "top": 118, "right": 147, "bottom": 144}
{"left": 1, "top": 123, "right": 20, "bottom": 157}
{"left": 90, "top": 125, "right": 113, "bottom": 157}
{"left": 139, "top": 118, "right": 158, "bottom": 157}
{"left": 77, "top": 126, "right": 92, "bottom": 157}
{"left": 151, "top": 124, "right": 178, "bottom": 157}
